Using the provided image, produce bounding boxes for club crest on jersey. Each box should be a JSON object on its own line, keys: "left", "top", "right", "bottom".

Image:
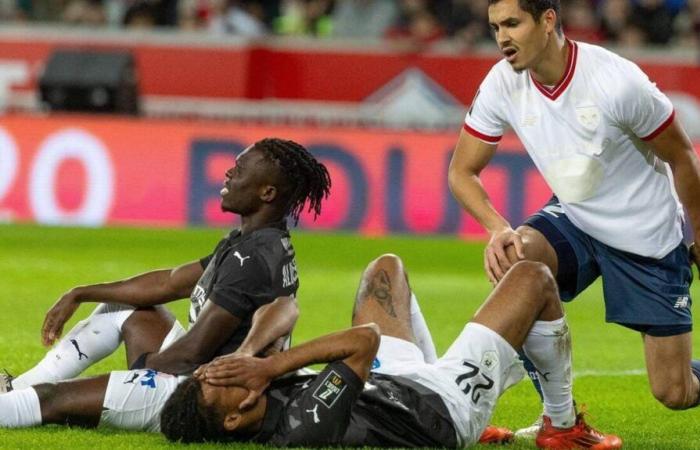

{"left": 575, "top": 104, "right": 600, "bottom": 131}
{"left": 312, "top": 370, "right": 347, "bottom": 408}
{"left": 481, "top": 351, "right": 499, "bottom": 372}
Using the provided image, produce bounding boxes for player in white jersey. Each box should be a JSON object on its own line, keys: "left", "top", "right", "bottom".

{"left": 448, "top": 0, "right": 700, "bottom": 439}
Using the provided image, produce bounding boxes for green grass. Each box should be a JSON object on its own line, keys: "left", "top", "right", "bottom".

{"left": 0, "top": 224, "right": 698, "bottom": 449}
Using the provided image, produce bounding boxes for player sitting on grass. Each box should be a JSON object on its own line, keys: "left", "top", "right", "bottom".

{"left": 160, "top": 254, "right": 621, "bottom": 449}
{"left": 0, "top": 138, "right": 331, "bottom": 432}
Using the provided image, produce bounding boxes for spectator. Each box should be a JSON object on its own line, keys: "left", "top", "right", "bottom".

{"left": 62, "top": 0, "right": 107, "bottom": 25}
{"left": 629, "top": 0, "right": 676, "bottom": 44}
{"left": 386, "top": 0, "right": 445, "bottom": 47}
{"left": 332, "top": 0, "right": 397, "bottom": 39}
{"left": 274, "top": 0, "right": 334, "bottom": 37}
{"left": 209, "top": 0, "right": 268, "bottom": 36}
{"left": 448, "top": 0, "right": 493, "bottom": 49}
{"left": 562, "top": 0, "right": 603, "bottom": 42}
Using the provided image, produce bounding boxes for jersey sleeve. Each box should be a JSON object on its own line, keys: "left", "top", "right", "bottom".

{"left": 610, "top": 59, "right": 674, "bottom": 141}
{"left": 274, "top": 361, "right": 364, "bottom": 447}
{"left": 463, "top": 68, "right": 507, "bottom": 144}
{"left": 208, "top": 253, "right": 271, "bottom": 319}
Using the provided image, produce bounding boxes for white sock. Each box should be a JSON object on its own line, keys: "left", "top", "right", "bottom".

{"left": 410, "top": 292, "right": 438, "bottom": 363}
{"left": 0, "top": 388, "right": 43, "bottom": 427}
{"left": 13, "top": 303, "right": 134, "bottom": 390}
{"left": 523, "top": 317, "right": 575, "bottom": 429}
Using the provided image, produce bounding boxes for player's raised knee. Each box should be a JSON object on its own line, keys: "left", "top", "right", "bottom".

{"left": 368, "top": 253, "right": 403, "bottom": 271}
{"left": 651, "top": 383, "right": 695, "bottom": 410}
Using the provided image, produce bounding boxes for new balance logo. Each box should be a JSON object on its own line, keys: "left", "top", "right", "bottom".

{"left": 70, "top": 339, "right": 88, "bottom": 360}
{"left": 674, "top": 296, "right": 689, "bottom": 309}
{"left": 306, "top": 404, "right": 320, "bottom": 424}
{"left": 233, "top": 251, "right": 251, "bottom": 266}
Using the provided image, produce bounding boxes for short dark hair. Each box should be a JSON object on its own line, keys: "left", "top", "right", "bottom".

{"left": 160, "top": 378, "right": 231, "bottom": 443}
{"left": 488, "top": 0, "right": 562, "bottom": 34}
{"left": 254, "top": 138, "right": 332, "bottom": 226}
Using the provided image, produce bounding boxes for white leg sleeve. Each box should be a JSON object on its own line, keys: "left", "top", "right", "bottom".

{"left": 523, "top": 317, "right": 575, "bottom": 429}
{"left": 410, "top": 292, "right": 438, "bottom": 363}
{"left": 0, "top": 388, "right": 43, "bottom": 427}
{"left": 13, "top": 303, "right": 134, "bottom": 390}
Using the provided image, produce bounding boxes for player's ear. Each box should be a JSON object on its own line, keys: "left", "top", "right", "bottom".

{"left": 259, "top": 184, "right": 277, "bottom": 203}
{"left": 223, "top": 412, "right": 243, "bottom": 432}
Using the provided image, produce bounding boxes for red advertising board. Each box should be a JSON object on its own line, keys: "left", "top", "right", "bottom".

{"left": 0, "top": 114, "right": 553, "bottom": 237}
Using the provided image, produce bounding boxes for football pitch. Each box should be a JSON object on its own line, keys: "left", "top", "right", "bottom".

{"left": 0, "top": 224, "right": 698, "bottom": 450}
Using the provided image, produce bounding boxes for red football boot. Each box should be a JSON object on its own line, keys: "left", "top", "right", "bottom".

{"left": 478, "top": 425, "right": 514, "bottom": 444}
{"left": 536, "top": 414, "right": 622, "bottom": 450}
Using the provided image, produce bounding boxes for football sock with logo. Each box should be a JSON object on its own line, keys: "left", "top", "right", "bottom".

{"left": 13, "top": 303, "right": 134, "bottom": 390}
{"left": 691, "top": 360, "right": 700, "bottom": 407}
{"left": 523, "top": 317, "right": 575, "bottom": 429}
{"left": 0, "top": 387, "right": 42, "bottom": 427}
{"left": 519, "top": 350, "right": 545, "bottom": 402}
{"left": 409, "top": 292, "right": 438, "bottom": 363}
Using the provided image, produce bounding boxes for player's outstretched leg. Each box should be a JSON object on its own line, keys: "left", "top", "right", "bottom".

{"left": 0, "top": 375, "right": 109, "bottom": 428}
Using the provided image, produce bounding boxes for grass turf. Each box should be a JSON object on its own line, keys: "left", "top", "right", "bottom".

{"left": 0, "top": 224, "right": 698, "bottom": 450}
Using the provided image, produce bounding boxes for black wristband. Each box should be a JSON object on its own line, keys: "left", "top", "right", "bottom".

{"left": 130, "top": 352, "right": 152, "bottom": 370}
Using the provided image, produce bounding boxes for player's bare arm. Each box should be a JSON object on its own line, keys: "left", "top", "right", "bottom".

{"left": 201, "top": 323, "right": 380, "bottom": 394}
{"left": 646, "top": 118, "right": 700, "bottom": 270}
{"left": 41, "top": 261, "right": 204, "bottom": 346}
{"left": 448, "top": 129, "right": 525, "bottom": 283}
{"left": 143, "top": 299, "right": 242, "bottom": 375}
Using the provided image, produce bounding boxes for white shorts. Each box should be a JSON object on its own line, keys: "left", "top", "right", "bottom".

{"left": 100, "top": 320, "right": 187, "bottom": 432}
{"left": 372, "top": 323, "right": 525, "bottom": 447}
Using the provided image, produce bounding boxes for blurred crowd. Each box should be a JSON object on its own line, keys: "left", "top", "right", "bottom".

{"left": 1, "top": 0, "right": 700, "bottom": 49}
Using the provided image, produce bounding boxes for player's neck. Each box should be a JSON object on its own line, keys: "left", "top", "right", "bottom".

{"left": 528, "top": 34, "right": 568, "bottom": 86}
{"left": 240, "top": 210, "right": 286, "bottom": 235}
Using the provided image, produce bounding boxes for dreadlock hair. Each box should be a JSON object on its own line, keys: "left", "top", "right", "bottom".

{"left": 253, "top": 138, "right": 331, "bottom": 225}
{"left": 160, "top": 378, "right": 231, "bottom": 443}
{"left": 487, "top": 0, "right": 562, "bottom": 35}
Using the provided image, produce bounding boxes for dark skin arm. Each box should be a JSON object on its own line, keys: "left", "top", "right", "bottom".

{"left": 199, "top": 323, "right": 380, "bottom": 408}
{"left": 145, "top": 299, "right": 241, "bottom": 375}
{"left": 42, "top": 261, "right": 204, "bottom": 346}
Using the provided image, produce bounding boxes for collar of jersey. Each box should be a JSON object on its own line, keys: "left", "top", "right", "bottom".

{"left": 529, "top": 39, "right": 578, "bottom": 101}
{"left": 251, "top": 392, "right": 284, "bottom": 443}
{"left": 228, "top": 220, "right": 289, "bottom": 242}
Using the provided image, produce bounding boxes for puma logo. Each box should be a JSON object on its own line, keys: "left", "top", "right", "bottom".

{"left": 124, "top": 372, "right": 140, "bottom": 384}
{"left": 70, "top": 339, "right": 88, "bottom": 361}
{"left": 535, "top": 368, "right": 551, "bottom": 382}
{"left": 306, "top": 404, "right": 320, "bottom": 424}
{"left": 233, "top": 251, "right": 251, "bottom": 266}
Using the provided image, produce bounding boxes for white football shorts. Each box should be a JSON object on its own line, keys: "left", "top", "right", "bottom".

{"left": 372, "top": 322, "right": 525, "bottom": 447}
{"left": 100, "top": 320, "right": 187, "bottom": 432}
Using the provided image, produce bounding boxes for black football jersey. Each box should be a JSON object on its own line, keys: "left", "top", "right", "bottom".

{"left": 252, "top": 362, "right": 458, "bottom": 448}
{"left": 189, "top": 222, "right": 298, "bottom": 356}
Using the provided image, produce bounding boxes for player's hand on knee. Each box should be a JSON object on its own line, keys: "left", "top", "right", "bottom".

{"left": 41, "top": 291, "right": 80, "bottom": 347}
{"left": 485, "top": 227, "right": 525, "bottom": 284}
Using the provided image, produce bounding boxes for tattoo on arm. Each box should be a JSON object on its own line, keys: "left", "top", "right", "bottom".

{"left": 369, "top": 269, "right": 397, "bottom": 317}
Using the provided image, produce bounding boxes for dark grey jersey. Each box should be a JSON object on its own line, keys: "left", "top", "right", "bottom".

{"left": 252, "top": 362, "right": 458, "bottom": 448}
{"left": 189, "top": 222, "right": 298, "bottom": 356}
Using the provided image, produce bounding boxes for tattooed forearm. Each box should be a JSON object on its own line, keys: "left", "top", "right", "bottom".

{"left": 369, "top": 269, "right": 396, "bottom": 317}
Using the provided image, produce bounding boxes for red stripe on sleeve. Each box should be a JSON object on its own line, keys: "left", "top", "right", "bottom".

{"left": 463, "top": 123, "right": 502, "bottom": 143}
{"left": 641, "top": 110, "right": 675, "bottom": 141}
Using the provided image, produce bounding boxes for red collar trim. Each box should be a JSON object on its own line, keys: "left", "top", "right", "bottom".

{"left": 530, "top": 40, "right": 578, "bottom": 101}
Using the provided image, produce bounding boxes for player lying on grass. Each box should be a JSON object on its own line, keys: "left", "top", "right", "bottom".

{"left": 449, "top": 0, "right": 700, "bottom": 436}
{"left": 0, "top": 138, "right": 331, "bottom": 431}
{"left": 161, "top": 254, "right": 621, "bottom": 449}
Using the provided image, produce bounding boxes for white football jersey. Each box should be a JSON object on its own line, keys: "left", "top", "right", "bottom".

{"left": 465, "top": 40, "right": 683, "bottom": 258}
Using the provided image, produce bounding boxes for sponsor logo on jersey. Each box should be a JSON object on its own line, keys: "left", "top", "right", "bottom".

{"left": 305, "top": 404, "right": 321, "bottom": 424}
{"left": 312, "top": 370, "right": 347, "bottom": 408}
{"left": 140, "top": 369, "right": 158, "bottom": 389}
{"left": 233, "top": 251, "right": 251, "bottom": 266}
{"left": 282, "top": 260, "right": 298, "bottom": 288}
{"left": 674, "top": 296, "right": 689, "bottom": 309}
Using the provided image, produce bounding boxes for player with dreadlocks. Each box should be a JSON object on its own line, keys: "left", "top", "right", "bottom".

{"left": 0, "top": 138, "right": 331, "bottom": 433}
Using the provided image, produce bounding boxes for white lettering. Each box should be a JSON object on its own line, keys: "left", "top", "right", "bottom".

{"left": 29, "top": 129, "right": 114, "bottom": 226}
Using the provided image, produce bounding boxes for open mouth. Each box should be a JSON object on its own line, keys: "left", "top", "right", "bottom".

{"left": 503, "top": 47, "right": 518, "bottom": 62}
{"left": 220, "top": 181, "right": 230, "bottom": 196}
